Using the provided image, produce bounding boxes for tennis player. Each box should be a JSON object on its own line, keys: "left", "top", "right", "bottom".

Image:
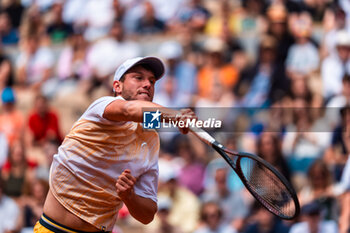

{"left": 34, "top": 57, "right": 196, "bottom": 232}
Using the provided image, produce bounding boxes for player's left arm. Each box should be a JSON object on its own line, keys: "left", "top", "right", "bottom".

{"left": 116, "top": 169, "right": 157, "bottom": 224}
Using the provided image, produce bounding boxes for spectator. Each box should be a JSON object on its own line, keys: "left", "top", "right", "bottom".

{"left": 19, "top": 178, "right": 49, "bottom": 231}
{"left": 327, "top": 74, "right": 350, "bottom": 111}
{"left": 176, "top": 137, "right": 205, "bottom": 196}
{"left": 135, "top": 1, "right": 166, "bottom": 35}
{"left": 194, "top": 201, "right": 238, "bottom": 233}
{"left": 325, "top": 105, "right": 350, "bottom": 181}
{"left": 235, "top": 35, "right": 288, "bottom": 106}
{"left": 87, "top": 20, "right": 141, "bottom": 95}
{"left": 321, "top": 6, "right": 347, "bottom": 58}
{"left": 46, "top": 2, "right": 73, "bottom": 44}
{"left": 175, "top": 0, "right": 210, "bottom": 34}
{"left": 0, "top": 87, "right": 25, "bottom": 147}
{"left": 289, "top": 201, "right": 338, "bottom": 233}
{"left": 243, "top": 201, "right": 290, "bottom": 233}
{"left": 0, "top": 11, "right": 19, "bottom": 45}
{"left": 112, "top": 0, "right": 125, "bottom": 23}
{"left": 298, "top": 160, "right": 338, "bottom": 221}
{"left": 154, "top": 40, "right": 197, "bottom": 107}
{"left": 0, "top": 49, "right": 15, "bottom": 91}
{"left": 19, "top": 6, "right": 47, "bottom": 42}
{"left": 256, "top": 133, "right": 291, "bottom": 181}
{"left": 55, "top": 27, "right": 91, "bottom": 94}
{"left": 73, "top": 0, "right": 115, "bottom": 41}
{"left": 197, "top": 37, "right": 239, "bottom": 99}
{"left": 0, "top": 178, "right": 21, "bottom": 233}
{"left": 15, "top": 34, "right": 55, "bottom": 96}
{"left": 1, "top": 0, "right": 24, "bottom": 29}
{"left": 27, "top": 94, "right": 63, "bottom": 147}
{"left": 158, "top": 165, "right": 201, "bottom": 233}
{"left": 144, "top": 196, "right": 184, "bottom": 233}
{"left": 201, "top": 167, "right": 250, "bottom": 231}
{"left": 229, "top": 0, "right": 267, "bottom": 56}
{"left": 35, "top": 139, "right": 59, "bottom": 181}
{"left": 286, "top": 12, "right": 319, "bottom": 77}
{"left": 205, "top": 0, "right": 235, "bottom": 39}
{"left": 339, "top": 191, "right": 350, "bottom": 233}
{"left": 282, "top": 98, "right": 331, "bottom": 174}
{"left": 321, "top": 30, "right": 350, "bottom": 100}
{"left": 337, "top": 118, "right": 350, "bottom": 233}
{"left": 1, "top": 141, "right": 37, "bottom": 199}
{"left": 266, "top": 3, "right": 294, "bottom": 64}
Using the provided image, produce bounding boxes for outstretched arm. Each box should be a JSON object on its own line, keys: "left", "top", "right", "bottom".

{"left": 104, "top": 99, "right": 180, "bottom": 122}
{"left": 103, "top": 99, "right": 196, "bottom": 134}
{"left": 116, "top": 169, "right": 157, "bottom": 224}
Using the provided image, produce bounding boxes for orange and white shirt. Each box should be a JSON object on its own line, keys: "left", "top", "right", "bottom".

{"left": 50, "top": 96, "right": 160, "bottom": 231}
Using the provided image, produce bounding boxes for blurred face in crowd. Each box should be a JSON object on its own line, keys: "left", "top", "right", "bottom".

{"left": 270, "top": 22, "right": 286, "bottom": 38}
{"left": 260, "top": 47, "right": 276, "bottom": 63}
{"left": 336, "top": 45, "right": 350, "bottom": 62}
{"left": 308, "top": 161, "right": 330, "bottom": 189}
{"left": 291, "top": 76, "right": 308, "bottom": 99}
{"left": 144, "top": 1, "right": 155, "bottom": 20}
{"left": 109, "top": 21, "right": 124, "bottom": 41}
{"left": 32, "top": 179, "right": 49, "bottom": 201}
{"left": 26, "top": 37, "right": 39, "bottom": 55}
{"left": 114, "top": 65, "right": 156, "bottom": 102}
{"left": 208, "top": 52, "right": 222, "bottom": 67}
{"left": 9, "top": 141, "right": 25, "bottom": 165}
{"left": 202, "top": 202, "right": 222, "bottom": 230}
{"left": 215, "top": 168, "right": 228, "bottom": 196}
{"left": 342, "top": 79, "right": 350, "bottom": 97}
{"left": 0, "top": 12, "right": 11, "bottom": 33}
{"left": 259, "top": 133, "right": 275, "bottom": 163}
{"left": 255, "top": 208, "right": 275, "bottom": 230}
{"left": 35, "top": 96, "right": 49, "bottom": 116}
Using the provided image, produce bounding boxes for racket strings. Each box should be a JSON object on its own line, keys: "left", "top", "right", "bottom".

{"left": 239, "top": 157, "right": 296, "bottom": 218}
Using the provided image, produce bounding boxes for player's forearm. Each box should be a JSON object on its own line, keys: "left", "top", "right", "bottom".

{"left": 122, "top": 193, "right": 157, "bottom": 224}
{"left": 104, "top": 99, "right": 180, "bottom": 122}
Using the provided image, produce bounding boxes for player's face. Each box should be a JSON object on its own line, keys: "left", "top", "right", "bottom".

{"left": 117, "top": 66, "right": 156, "bottom": 101}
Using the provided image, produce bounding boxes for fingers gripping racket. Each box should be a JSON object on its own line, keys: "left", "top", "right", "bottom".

{"left": 190, "top": 128, "right": 300, "bottom": 220}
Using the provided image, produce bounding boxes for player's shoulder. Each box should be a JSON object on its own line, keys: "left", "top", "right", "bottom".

{"left": 79, "top": 96, "right": 126, "bottom": 122}
{"left": 90, "top": 96, "right": 124, "bottom": 106}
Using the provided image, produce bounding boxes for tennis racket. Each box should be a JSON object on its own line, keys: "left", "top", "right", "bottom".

{"left": 190, "top": 128, "right": 300, "bottom": 220}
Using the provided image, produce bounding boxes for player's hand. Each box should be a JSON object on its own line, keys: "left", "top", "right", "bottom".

{"left": 116, "top": 169, "right": 137, "bottom": 201}
{"left": 176, "top": 108, "right": 197, "bottom": 134}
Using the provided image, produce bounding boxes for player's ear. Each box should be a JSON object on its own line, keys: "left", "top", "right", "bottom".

{"left": 113, "top": 80, "right": 123, "bottom": 95}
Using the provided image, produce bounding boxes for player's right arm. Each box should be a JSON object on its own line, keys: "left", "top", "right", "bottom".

{"left": 103, "top": 99, "right": 197, "bottom": 133}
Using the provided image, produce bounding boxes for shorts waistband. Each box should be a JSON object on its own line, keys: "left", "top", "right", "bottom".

{"left": 39, "top": 213, "right": 110, "bottom": 233}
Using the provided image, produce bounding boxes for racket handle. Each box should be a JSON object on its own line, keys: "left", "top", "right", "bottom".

{"left": 189, "top": 127, "right": 216, "bottom": 146}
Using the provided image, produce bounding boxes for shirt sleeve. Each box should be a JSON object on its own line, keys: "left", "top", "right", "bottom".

{"left": 80, "top": 96, "right": 124, "bottom": 123}
{"left": 133, "top": 158, "right": 159, "bottom": 203}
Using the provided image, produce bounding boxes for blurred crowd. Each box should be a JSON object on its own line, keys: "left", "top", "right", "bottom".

{"left": 0, "top": 0, "right": 350, "bottom": 233}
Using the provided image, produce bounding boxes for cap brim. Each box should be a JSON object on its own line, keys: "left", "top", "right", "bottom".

{"left": 132, "top": 57, "right": 165, "bottom": 80}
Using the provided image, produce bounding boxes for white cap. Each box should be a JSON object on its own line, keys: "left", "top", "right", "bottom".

{"left": 113, "top": 56, "right": 165, "bottom": 81}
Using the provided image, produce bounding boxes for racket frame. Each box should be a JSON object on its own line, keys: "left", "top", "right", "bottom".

{"left": 190, "top": 128, "right": 300, "bottom": 220}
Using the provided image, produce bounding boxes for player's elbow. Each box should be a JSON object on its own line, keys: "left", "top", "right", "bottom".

{"left": 139, "top": 206, "right": 157, "bottom": 225}
{"left": 139, "top": 215, "right": 155, "bottom": 225}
